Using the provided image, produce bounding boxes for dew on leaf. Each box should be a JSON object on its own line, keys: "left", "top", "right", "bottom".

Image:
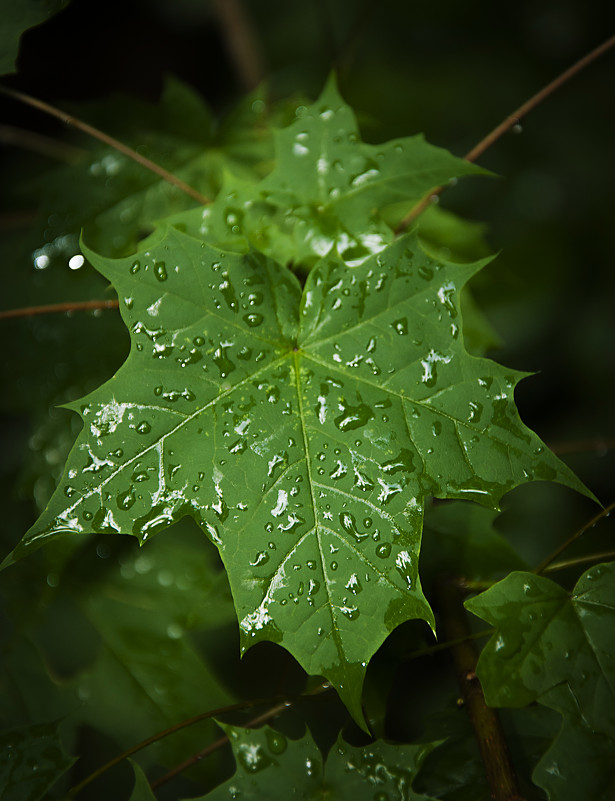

{"left": 136, "top": 421, "right": 151, "bottom": 435}
{"left": 117, "top": 489, "right": 136, "bottom": 510}
{"left": 130, "top": 260, "right": 140, "bottom": 274}
{"left": 334, "top": 400, "right": 374, "bottom": 432}
{"left": 376, "top": 543, "right": 392, "bottom": 559}
{"left": 391, "top": 317, "right": 408, "bottom": 336}
{"left": 339, "top": 512, "right": 368, "bottom": 542}
{"left": 153, "top": 261, "right": 167, "bottom": 281}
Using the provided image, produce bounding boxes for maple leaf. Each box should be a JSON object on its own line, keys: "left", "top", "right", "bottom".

{"left": 3, "top": 224, "right": 588, "bottom": 722}
{"left": 192, "top": 724, "right": 439, "bottom": 801}
{"left": 167, "top": 76, "right": 489, "bottom": 272}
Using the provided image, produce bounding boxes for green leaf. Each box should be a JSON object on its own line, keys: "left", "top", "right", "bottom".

{"left": 260, "top": 75, "right": 487, "bottom": 234}
{"left": 199, "top": 724, "right": 438, "bottom": 801}
{"left": 5, "top": 224, "right": 588, "bottom": 722}
{"left": 533, "top": 685, "right": 615, "bottom": 801}
{"left": 128, "top": 760, "right": 157, "bottom": 801}
{"left": 0, "top": 0, "right": 70, "bottom": 74}
{"left": 173, "top": 77, "right": 490, "bottom": 272}
{"left": 465, "top": 563, "right": 615, "bottom": 738}
{"left": 0, "top": 721, "right": 75, "bottom": 801}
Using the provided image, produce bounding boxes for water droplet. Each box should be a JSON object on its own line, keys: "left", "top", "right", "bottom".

{"left": 117, "top": 489, "right": 135, "bottom": 510}
{"left": 334, "top": 400, "right": 374, "bottom": 432}
{"left": 154, "top": 261, "right": 167, "bottom": 281}
{"left": 376, "top": 543, "right": 392, "bottom": 559}
{"left": 418, "top": 264, "right": 433, "bottom": 281}
{"left": 382, "top": 449, "right": 415, "bottom": 474}
{"left": 391, "top": 317, "right": 408, "bottom": 336}
{"left": 266, "top": 730, "right": 287, "bottom": 754}
{"left": 130, "top": 260, "right": 140, "bottom": 274}
{"left": 339, "top": 512, "right": 368, "bottom": 542}
{"left": 136, "top": 420, "right": 151, "bottom": 434}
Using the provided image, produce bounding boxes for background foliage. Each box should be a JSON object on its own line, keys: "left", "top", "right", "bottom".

{"left": 0, "top": 1, "right": 614, "bottom": 799}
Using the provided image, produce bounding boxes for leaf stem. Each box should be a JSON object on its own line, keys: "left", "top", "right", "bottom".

{"left": 435, "top": 575, "right": 525, "bottom": 801}
{"left": 395, "top": 33, "right": 615, "bottom": 234}
{"left": 535, "top": 500, "right": 615, "bottom": 575}
{"left": 150, "top": 681, "right": 332, "bottom": 791}
{"left": 67, "top": 696, "right": 287, "bottom": 797}
{"left": 0, "top": 299, "right": 119, "bottom": 321}
{"left": 0, "top": 85, "right": 210, "bottom": 205}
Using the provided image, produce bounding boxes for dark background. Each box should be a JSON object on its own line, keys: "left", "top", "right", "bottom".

{"left": 0, "top": 1, "right": 613, "bottom": 797}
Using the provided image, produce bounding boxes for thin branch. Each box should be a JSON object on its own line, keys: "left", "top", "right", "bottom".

{"left": 435, "top": 575, "right": 525, "bottom": 801}
{"left": 0, "top": 122, "right": 85, "bottom": 162}
{"left": 212, "top": 0, "right": 266, "bottom": 91}
{"left": 402, "top": 627, "right": 493, "bottom": 662}
{"left": 543, "top": 549, "right": 615, "bottom": 574}
{"left": 547, "top": 437, "right": 615, "bottom": 456}
{"left": 67, "top": 695, "right": 289, "bottom": 797}
{"left": 395, "top": 34, "right": 615, "bottom": 234}
{"left": 535, "top": 500, "right": 615, "bottom": 575}
{"left": 150, "top": 681, "right": 332, "bottom": 791}
{"left": 0, "top": 299, "right": 119, "bottom": 321}
{"left": 0, "top": 85, "right": 210, "bottom": 205}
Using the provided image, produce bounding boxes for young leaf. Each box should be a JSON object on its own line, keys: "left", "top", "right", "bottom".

{"left": 174, "top": 77, "right": 490, "bottom": 272}
{"left": 465, "top": 563, "right": 615, "bottom": 738}
{"left": 0, "top": 720, "right": 75, "bottom": 801}
{"left": 197, "top": 724, "right": 438, "bottom": 801}
{"left": 4, "top": 223, "right": 588, "bottom": 722}
{"left": 128, "top": 760, "right": 157, "bottom": 801}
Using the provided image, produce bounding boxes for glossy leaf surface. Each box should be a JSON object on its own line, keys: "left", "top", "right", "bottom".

{"left": 5, "top": 221, "right": 587, "bottom": 720}
{"left": 0, "top": 721, "right": 75, "bottom": 801}
{"left": 466, "top": 563, "right": 615, "bottom": 737}
{"left": 200, "top": 724, "right": 438, "bottom": 801}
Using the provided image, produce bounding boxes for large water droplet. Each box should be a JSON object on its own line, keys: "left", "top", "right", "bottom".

{"left": 154, "top": 261, "right": 167, "bottom": 281}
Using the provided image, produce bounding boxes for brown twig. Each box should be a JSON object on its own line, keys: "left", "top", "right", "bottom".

{"left": 435, "top": 575, "right": 525, "bottom": 801}
{"left": 212, "top": 0, "right": 266, "bottom": 91}
{"left": 547, "top": 437, "right": 615, "bottom": 456}
{"left": 0, "top": 299, "right": 119, "bottom": 321}
{"left": 543, "top": 549, "right": 615, "bottom": 574}
{"left": 395, "top": 34, "right": 615, "bottom": 234}
{"left": 150, "top": 681, "right": 332, "bottom": 791}
{"left": 67, "top": 695, "right": 290, "bottom": 797}
{"left": 0, "top": 85, "right": 210, "bottom": 205}
{"left": 0, "top": 122, "right": 85, "bottom": 162}
{"left": 535, "top": 500, "right": 615, "bottom": 576}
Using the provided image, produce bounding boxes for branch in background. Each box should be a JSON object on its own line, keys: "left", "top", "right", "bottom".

{"left": 151, "top": 681, "right": 332, "bottom": 791}
{"left": 0, "top": 299, "right": 119, "bottom": 321}
{"left": 0, "top": 123, "right": 85, "bottom": 162}
{"left": 548, "top": 437, "right": 615, "bottom": 456}
{"left": 395, "top": 33, "right": 615, "bottom": 234}
{"left": 68, "top": 694, "right": 292, "bottom": 797}
{"left": 535, "top": 499, "right": 615, "bottom": 576}
{"left": 212, "top": 0, "right": 266, "bottom": 91}
{"left": 0, "top": 85, "right": 210, "bottom": 205}
{"left": 543, "top": 549, "right": 615, "bottom": 574}
{"left": 435, "top": 575, "right": 525, "bottom": 801}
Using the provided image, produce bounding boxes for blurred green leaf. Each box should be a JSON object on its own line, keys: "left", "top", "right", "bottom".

{"left": 0, "top": 720, "right": 75, "bottom": 801}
